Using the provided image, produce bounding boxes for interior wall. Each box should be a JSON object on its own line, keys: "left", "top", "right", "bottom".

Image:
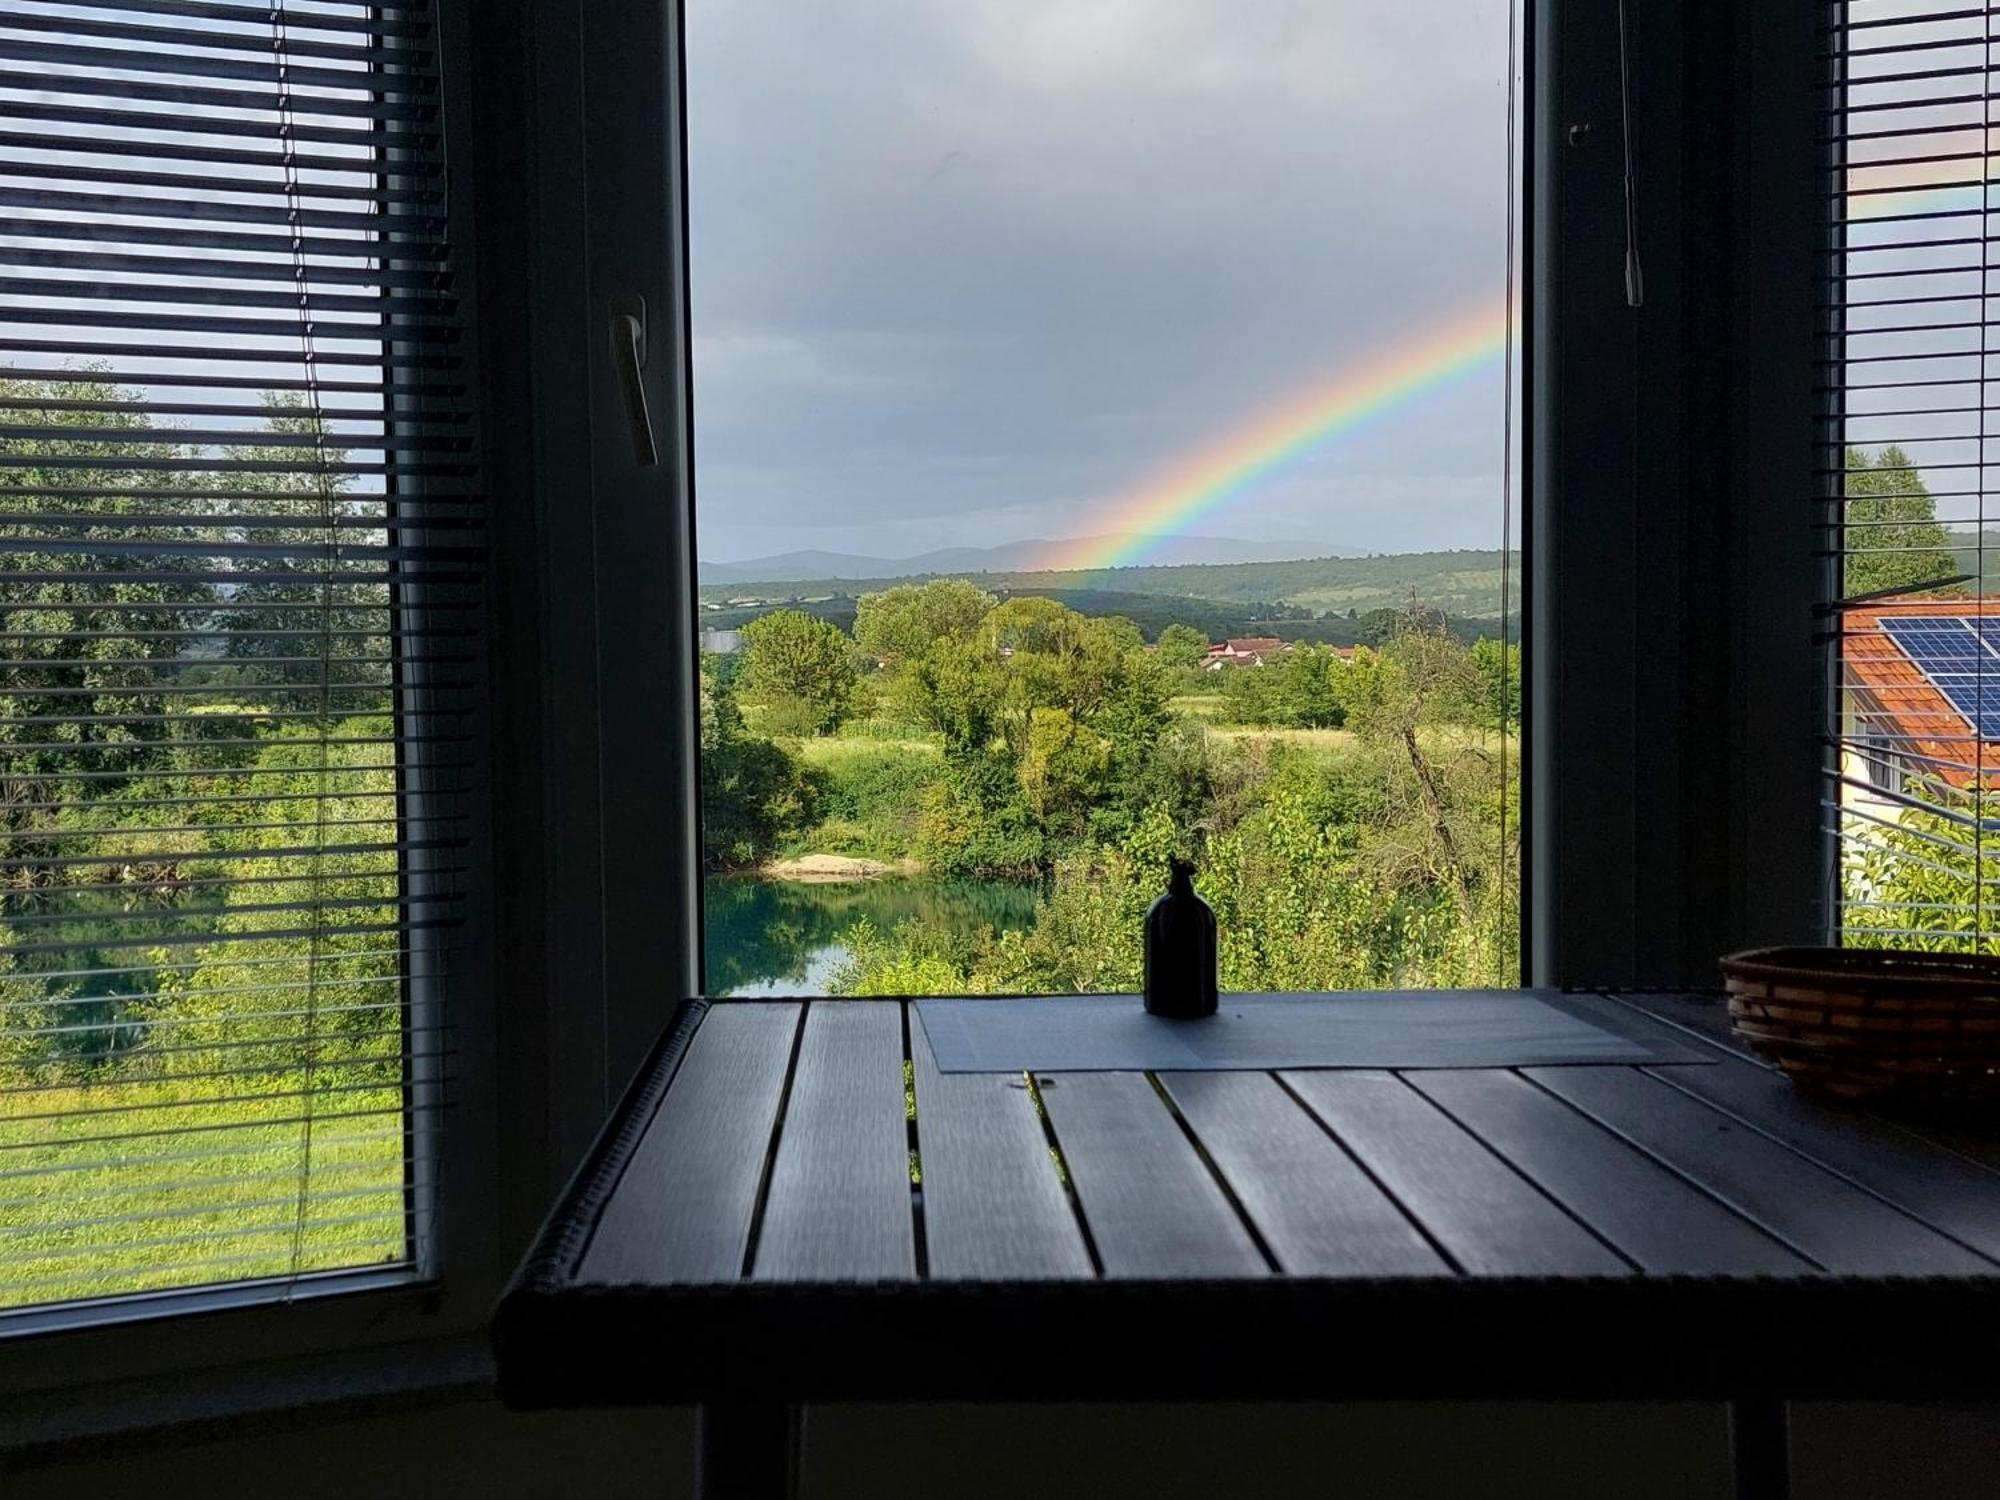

{"left": 10, "top": 1400, "right": 1998, "bottom": 1500}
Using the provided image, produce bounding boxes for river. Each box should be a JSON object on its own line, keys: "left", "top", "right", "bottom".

{"left": 702, "top": 875, "right": 1040, "bottom": 996}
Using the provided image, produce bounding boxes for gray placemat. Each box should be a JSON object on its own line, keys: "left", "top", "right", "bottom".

{"left": 914, "top": 990, "right": 1711, "bottom": 1073}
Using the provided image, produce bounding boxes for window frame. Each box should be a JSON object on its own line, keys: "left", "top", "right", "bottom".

{"left": 0, "top": 0, "right": 518, "bottom": 1393}
{"left": 0, "top": 0, "right": 1834, "bottom": 1414}
{"left": 1527, "top": 0, "right": 1825, "bottom": 986}
{"left": 0, "top": 0, "right": 701, "bottom": 1393}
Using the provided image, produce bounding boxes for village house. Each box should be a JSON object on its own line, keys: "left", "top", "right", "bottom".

{"left": 1202, "top": 635, "right": 1287, "bottom": 670}
{"left": 1840, "top": 597, "right": 2000, "bottom": 829}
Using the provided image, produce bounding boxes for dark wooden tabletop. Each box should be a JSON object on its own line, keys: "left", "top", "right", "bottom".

{"left": 496, "top": 992, "right": 2000, "bottom": 1408}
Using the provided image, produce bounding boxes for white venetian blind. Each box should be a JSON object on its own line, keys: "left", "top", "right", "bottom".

{"left": 1828, "top": 2, "right": 2000, "bottom": 949}
{"left": 0, "top": 0, "right": 475, "bottom": 1315}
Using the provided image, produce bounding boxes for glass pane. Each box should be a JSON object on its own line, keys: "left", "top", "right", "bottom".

{"left": 1828, "top": 1, "right": 2000, "bottom": 950}
{"left": 690, "top": 1, "right": 1523, "bottom": 995}
{"left": 0, "top": 4, "right": 456, "bottom": 1315}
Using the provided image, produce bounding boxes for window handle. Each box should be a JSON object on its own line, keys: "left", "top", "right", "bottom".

{"left": 610, "top": 293, "right": 659, "bottom": 467}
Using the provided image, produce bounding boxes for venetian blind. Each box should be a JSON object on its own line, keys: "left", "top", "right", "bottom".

{"left": 1828, "top": 2, "right": 2000, "bottom": 948}
{"left": 0, "top": 0, "right": 475, "bottom": 1316}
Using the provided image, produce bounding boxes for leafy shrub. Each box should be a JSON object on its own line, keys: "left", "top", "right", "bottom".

{"left": 701, "top": 664, "right": 820, "bottom": 869}
{"left": 828, "top": 915, "right": 988, "bottom": 996}
{"left": 802, "top": 744, "right": 944, "bottom": 859}
{"left": 915, "top": 751, "right": 1045, "bottom": 877}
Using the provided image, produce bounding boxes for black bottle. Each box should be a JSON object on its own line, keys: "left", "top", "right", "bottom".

{"left": 1144, "top": 857, "right": 1219, "bottom": 1019}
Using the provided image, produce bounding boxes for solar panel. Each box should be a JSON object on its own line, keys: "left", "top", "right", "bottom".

{"left": 1880, "top": 616, "right": 2000, "bottom": 738}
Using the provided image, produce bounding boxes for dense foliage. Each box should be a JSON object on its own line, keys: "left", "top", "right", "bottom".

{"left": 700, "top": 659, "right": 822, "bottom": 868}
{"left": 0, "top": 376, "right": 409, "bottom": 1303}
{"left": 1844, "top": 444, "right": 1958, "bottom": 600}
{"left": 1837, "top": 445, "right": 1991, "bottom": 952}
{"left": 716, "top": 579, "right": 1522, "bottom": 991}
{"left": 737, "top": 609, "right": 861, "bottom": 735}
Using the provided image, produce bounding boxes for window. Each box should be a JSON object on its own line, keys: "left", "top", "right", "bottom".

{"left": 1828, "top": 1, "right": 2000, "bottom": 950}
{"left": 689, "top": 1, "right": 1523, "bottom": 998}
{"left": 0, "top": 0, "right": 472, "bottom": 1318}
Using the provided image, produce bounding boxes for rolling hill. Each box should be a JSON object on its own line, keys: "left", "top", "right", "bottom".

{"left": 698, "top": 534, "right": 1348, "bottom": 585}
{"left": 698, "top": 549, "right": 1521, "bottom": 645}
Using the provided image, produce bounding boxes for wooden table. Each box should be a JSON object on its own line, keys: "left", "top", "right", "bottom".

{"left": 496, "top": 993, "right": 2000, "bottom": 1499}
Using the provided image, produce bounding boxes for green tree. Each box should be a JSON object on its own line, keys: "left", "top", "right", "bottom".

{"left": 854, "top": 579, "right": 1002, "bottom": 749}
{"left": 1469, "top": 637, "right": 1522, "bottom": 730}
{"left": 739, "top": 609, "right": 859, "bottom": 735}
{"left": 698, "top": 656, "right": 819, "bottom": 868}
{"left": 0, "top": 376, "right": 225, "bottom": 1073}
{"left": 1109, "top": 719, "right": 1223, "bottom": 844}
{"left": 1016, "top": 707, "right": 1111, "bottom": 835}
{"left": 984, "top": 597, "right": 1137, "bottom": 755}
{"left": 1844, "top": 445, "right": 1957, "bottom": 600}
{"left": 1218, "top": 646, "right": 1348, "bottom": 729}
{"left": 210, "top": 393, "right": 385, "bottom": 693}
{"left": 827, "top": 914, "right": 993, "bottom": 996}
{"left": 914, "top": 748, "right": 1043, "bottom": 876}
{"left": 1269, "top": 646, "right": 1349, "bottom": 728}
{"left": 1344, "top": 616, "right": 1505, "bottom": 934}
{"left": 853, "top": 579, "right": 995, "bottom": 665}
{"left": 897, "top": 637, "right": 1004, "bottom": 754}
{"left": 1155, "top": 623, "right": 1211, "bottom": 676}
{"left": 0, "top": 376, "right": 222, "bottom": 789}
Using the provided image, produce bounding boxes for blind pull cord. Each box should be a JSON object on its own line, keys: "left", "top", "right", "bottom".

{"left": 1617, "top": 0, "right": 1644, "bottom": 308}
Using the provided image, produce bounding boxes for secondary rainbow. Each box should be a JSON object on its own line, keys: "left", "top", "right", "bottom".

{"left": 1845, "top": 139, "right": 2000, "bottom": 223}
{"left": 1048, "top": 300, "right": 1512, "bottom": 573}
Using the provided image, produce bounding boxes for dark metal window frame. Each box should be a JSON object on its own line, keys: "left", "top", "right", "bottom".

{"left": 0, "top": 0, "right": 1832, "bottom": 1421}
{"left": 0, "top": 0, "right": 515, "bottom": 1396}
{"left": 1529, "top": 0, "right": 1825, "bottom": 986}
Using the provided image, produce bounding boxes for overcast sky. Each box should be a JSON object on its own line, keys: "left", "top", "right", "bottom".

{"left": 686, "top": 0, "right": 1518, "bottom": 564}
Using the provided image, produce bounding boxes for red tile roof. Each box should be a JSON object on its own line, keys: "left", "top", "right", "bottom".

{"left": 1844, "top": 597, "right": 2000, "bottom": 787}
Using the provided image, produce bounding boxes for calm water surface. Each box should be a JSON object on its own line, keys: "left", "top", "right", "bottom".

{"left": 703, "top": 876, "right": 1038, "bottom": 996}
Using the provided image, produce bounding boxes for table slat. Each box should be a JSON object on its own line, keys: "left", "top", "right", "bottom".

{"left": 1160, "top": 1071, "right": 1448, "bottom": 1276}
{"left": 1605, "top": 992, "right": 2000, "bottom": 1181}
{"left": 1603, "top": 991, "right": 1740, "bottom": 1051}
{"left": 580, "top": 1002, "right": 801, "bottom": 1285}
{"left": 1407, "top": 1069, "right": 1808, "bottom": 1274}
{"left": 753, "top": 1002, "right": 916, "bottom": 1281}
{"left": 1529, "top": 1066, "right": 1993, "bottom": 1273}
{"left": 1283, "top": 1070, "right": 1629, "bottom": 1275}
{"left": 1639, "top": 1060, "right": 2000, "bottom": 1259}
{"left": 1040, "top": 1072, "right": 1267, "bottom": 1278}
{"left": 911, "top": 1023, "right": 1093, "bottom": 1280}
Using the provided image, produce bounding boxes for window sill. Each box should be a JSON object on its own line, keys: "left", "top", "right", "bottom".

{"left": 0, "top": 1331, "right": 493, "bottom": 1476}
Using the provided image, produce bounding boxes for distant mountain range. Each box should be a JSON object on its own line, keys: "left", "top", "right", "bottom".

{"left": 697, "top": 534, "right": 1348, "bottom": 587}
{"left": 694, "top": 548, "right": 1521, "bottom": 646}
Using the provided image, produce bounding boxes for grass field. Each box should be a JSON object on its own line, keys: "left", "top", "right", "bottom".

{"left": 1205, "top": 725, "right": 1360, "bottom": 751}
{"left": 1203, "top": 723, "right": 1517, "bottom": 753}
{"left": 0, "top": 1073, "right": 408, "bottom": 1310}
{"left": 795, "top": 734, "right": 942, "bottom": 768}
{"left": 1168, "top": 692, "right": 1229, "bottom": 720}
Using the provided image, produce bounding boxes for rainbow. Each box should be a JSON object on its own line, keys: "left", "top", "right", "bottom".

{"left": 1047, "top": 299, "right": 1512, "bottom": 573}
{"left": 1043, "top": 147, "right": 2000, "bottom": 574}
{"left": 1845, "top": 137, "right": 2000, "bottom": 223}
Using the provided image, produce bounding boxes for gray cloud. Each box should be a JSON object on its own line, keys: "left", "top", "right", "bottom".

{"left": 688, "top": 0, "right": 1517, "bottom": 561}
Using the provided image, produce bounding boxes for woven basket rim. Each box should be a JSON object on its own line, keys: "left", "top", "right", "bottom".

{"left": 1721, "top": 945, "right": 2000, "bottom": 998}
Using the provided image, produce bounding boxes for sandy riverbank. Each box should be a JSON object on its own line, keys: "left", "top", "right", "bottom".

{"left": 758, "top": 854, "right": 923, "bottom": 883}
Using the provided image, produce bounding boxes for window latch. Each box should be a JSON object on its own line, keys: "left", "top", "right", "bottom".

{"left": 610, "top": 292, "right": 659, "bottom": 467}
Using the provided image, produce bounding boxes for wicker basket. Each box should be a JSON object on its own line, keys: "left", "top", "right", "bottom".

{"left": 1720, "top": 947, "right": 2000, "bottom": 1101}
